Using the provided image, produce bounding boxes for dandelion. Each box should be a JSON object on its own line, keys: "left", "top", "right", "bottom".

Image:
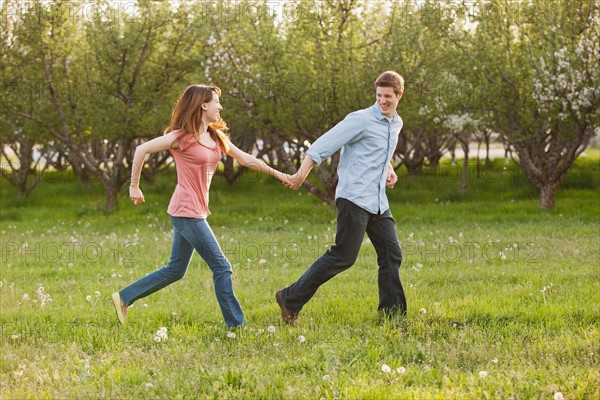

{"left": 273, "top": 342, "right": 280, "bottom": 347}
{"left": 397, "top": 366, "right": 406, "bottom": 374}
{"left": 0, "top": 281, "right": 2, "bottom": 287}
{"left": 381, "top": 364, "right": 391, "bottom": 373}
{"left": 23, "top": 293, "right": 29, "bottom": 301}
{"left": 478, "top": 371, "right": 488, "bottom": 378}
{"left": 145, "top": 382, "right": 154, "bottom": 389}
{"left": 86, "top": 295, "right": 92, "bottom": 302}
{"left": 37, "top": 286, "right": 44, "bottom": 295}
{"left": 298, "top": 335, "right": 306, "bottom": 343}
{"left": 226, "top": 331, "right": 237, "bottom": 339}
{"left": 156, "top": 327, "right": 168, "bottom": 341}
{"left": 153, "top": 336, "right": 161, "bottom": 343}
{"left": 322, "top": 375, "right": 331, "bottom": 381}
{"left": 419, "top": 308, "right": 427, "bottom": 314}
{"left": 95, "top": 291, "right": 101, "bottom": 297}
{"left": 268, "top": 325, "right": 276, "bottom": 333}
{"left": 554, "top": 392, "right": 564, "bottom": 400}
{"left": 491, "top": 358, "right": 499, "bottom": 364}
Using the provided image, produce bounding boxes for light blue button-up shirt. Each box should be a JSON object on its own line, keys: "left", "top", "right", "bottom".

{"left": 306, "top": 102, "right": 403, "bottom": 214}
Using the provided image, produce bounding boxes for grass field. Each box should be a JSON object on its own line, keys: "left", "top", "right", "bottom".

{"left": 1, "top": 155, "right": 599, "bottom": 399}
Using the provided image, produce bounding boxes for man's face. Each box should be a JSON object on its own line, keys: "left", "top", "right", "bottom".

{"left": 376, "top": 86, "right": 402, "bottom": 118}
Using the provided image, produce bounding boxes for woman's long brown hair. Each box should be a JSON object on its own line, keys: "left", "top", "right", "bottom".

{"left": 164, "top": 85, "right": 230, "bottom": 152}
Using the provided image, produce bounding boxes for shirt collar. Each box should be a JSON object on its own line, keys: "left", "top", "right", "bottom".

{"left": 372, "top": 102, "right": 398, "bottom": 122}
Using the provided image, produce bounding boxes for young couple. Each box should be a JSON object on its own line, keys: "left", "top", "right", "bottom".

{"left": 112, "top": 71, "right": 407, "bottom": 328}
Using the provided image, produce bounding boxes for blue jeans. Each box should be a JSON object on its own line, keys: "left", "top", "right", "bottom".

{"left": 281, "top": 198, "right": 407, "bottom": 315}
{"left": 119, "top": 216, "right": 245, "bottom": 328}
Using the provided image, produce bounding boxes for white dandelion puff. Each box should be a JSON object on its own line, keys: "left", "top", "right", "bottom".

{"left": 554, "top": 392, "right": 564, "bottom": 400}
{"left": 381, "top": 364, "right": 391, "bottom": 373}
{"left": 298, "top": 335, "right": 306, "bottom": 343}
{"left": 227, "top": 331, "right": 237, "bottom": 339}
{"left": 478, "top": 371, "right": 488, "bottom": 378}
{"left": 86, "top": 295, "right": 92, "bottom": 302}
{"left": 397, "top": 366, "right": 406, "bottom": 374}
{"left": 268, "top": 325, "right": 276, "bottom": 333}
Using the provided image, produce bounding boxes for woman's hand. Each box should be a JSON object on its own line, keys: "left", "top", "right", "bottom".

{"left": 284, "top": 172, "right": 305, "bottom": 190}
{"left": 129, "top": 186, "right": 145, "bottom": 205}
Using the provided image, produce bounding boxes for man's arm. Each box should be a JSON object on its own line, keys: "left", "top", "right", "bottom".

{"left": 305, "top": 111, "right": 365, "bottom": 165}
{"left": 286, "top": 155, "right": 316, "bottom": 190}
{"left": 285, "top": 110, "right": 364, "bottom": 190}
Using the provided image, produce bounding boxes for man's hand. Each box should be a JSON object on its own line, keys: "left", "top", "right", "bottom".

{"left": 386, "top": 167, "right": 398, "bottom": 189}
{"left": 284, "top": 172, "right": 306, "bottom": 190}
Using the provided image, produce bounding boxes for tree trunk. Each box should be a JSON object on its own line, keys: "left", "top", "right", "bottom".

{"left": 428, "top": 153, "right": 442, "bottom": 169}
{"left": 540, "top": 184, "right": 558, "bottom": 211}
{"left": 405, "top": 162, "right": 423, "bottom": 177}
{"left": 484, "top": 134, "right": 492, "bottom": 166}
{"left": 104, "top": 184, "right": 119, "bottom": 215}
{"left": 459, "top": 139, "right": 469, "bottom": 197}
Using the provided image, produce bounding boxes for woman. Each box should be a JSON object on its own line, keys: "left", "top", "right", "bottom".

{"left": 112, "top": 84, "right": 289, "bottom": 328}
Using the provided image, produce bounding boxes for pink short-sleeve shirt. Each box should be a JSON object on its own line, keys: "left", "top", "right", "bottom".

{"left": 167, "top": 130, "right": 222, "bottom": 219}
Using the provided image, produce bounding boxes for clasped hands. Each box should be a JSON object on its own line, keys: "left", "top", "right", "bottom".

{"left": 281, "top": 172, "right": 305, "bottom": 190}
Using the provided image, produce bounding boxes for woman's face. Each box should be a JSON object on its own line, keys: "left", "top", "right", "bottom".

{"left": 203, "top": 91, "right": 223, "bottom": 122}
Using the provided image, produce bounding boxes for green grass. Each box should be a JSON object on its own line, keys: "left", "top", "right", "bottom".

{"left": 1, "top": 156, "right": 599, "bottom": 398}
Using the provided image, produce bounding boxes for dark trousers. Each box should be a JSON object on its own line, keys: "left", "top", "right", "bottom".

{"left": 282, "top": 198, "right": 407, "bottom": 315}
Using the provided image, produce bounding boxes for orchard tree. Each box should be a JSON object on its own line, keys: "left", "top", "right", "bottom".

{"left": 4, "top": 0, "right": 209, "bottom": 213}
{"left": 0, "top": 1, "right": 74, "bottom": 197}
{"left": 469, "top": 0, "right": 599, "bottom": 210}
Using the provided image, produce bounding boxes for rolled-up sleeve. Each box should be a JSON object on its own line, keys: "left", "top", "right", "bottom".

{"left": 306, "top": 111, "right": 364, "bottom": 165}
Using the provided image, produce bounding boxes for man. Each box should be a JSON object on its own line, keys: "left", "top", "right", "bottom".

{"left": 278, "top": 71, "right": 407, "bottom": 324}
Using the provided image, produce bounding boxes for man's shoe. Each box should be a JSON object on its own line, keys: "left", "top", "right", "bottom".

{"left": 275, "top": 290, "right": 298, "bottom": 325}
{"left": 111, "top": 292, "right": 127, "bottom": 325}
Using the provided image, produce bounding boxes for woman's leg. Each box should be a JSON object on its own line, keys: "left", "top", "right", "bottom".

{"left": 119, "top": 220, "right": 194, "bottom": 306}
{"left": 177, "top": 217, "right": 246, "bottom": 328}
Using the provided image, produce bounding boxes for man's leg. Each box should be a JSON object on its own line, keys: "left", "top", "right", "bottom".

{"left": 365, "top": 209, "right": 407, "bottom": 315}
{"left": 281, "top": 199, "right": 369, "bottom": 314}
